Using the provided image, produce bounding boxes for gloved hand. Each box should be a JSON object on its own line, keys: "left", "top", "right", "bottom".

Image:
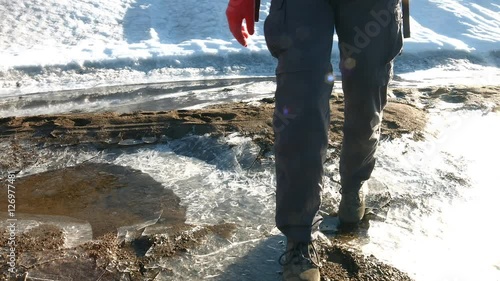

{"left": 226, "top": 0, "right": 255, "bottom": 47}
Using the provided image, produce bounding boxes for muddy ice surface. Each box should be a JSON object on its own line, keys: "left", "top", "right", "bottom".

{"left": 0, "top": 163, "right": 412, "bottom": 281}
{"left": 1, "top": 85, "right": 499, "bottom": 280}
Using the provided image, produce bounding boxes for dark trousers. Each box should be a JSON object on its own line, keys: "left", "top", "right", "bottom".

{"left": 264, "top": 0, "right": 403, "bottom": 242}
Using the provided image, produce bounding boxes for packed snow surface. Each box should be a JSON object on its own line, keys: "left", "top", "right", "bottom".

{"left": 1, "top": 0, "right": 499, "bottom": 95}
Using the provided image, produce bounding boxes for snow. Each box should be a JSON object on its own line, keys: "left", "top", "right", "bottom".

{"left": 405, "top": 0, "right": 500, "bottom": 52}
{"left": 0, "top": 0, "right": 499, "bottom": 95}
{"left": 0, "top": 0, "right": 263, "bottom": 68}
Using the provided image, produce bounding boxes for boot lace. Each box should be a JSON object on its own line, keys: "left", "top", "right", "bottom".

{"left": 278, "top": 242, "right": 321, "bottom": 267}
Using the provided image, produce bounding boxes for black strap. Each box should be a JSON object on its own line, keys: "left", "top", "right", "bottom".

{"left": 402, "top": 0, "right": 411, "bottom": 38}
{"left": 255, "top": 0, "right": 261, "bottom": 22}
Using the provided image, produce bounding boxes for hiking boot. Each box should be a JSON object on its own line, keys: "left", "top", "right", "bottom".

{"left": 338, "top": 186, "right": 366, "bottom": 225}
{"left": 279, "top": 240, "right": 321, "bottom": 281}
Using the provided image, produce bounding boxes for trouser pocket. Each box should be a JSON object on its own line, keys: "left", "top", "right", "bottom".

{"left": 264, "top": 0, "right": 286, "bottom": 58}
{"left": 265, "top": 0, "right": 335, "bottom": 73}
{"left": 336, "top": 0, "right": 403, "bottom": 85}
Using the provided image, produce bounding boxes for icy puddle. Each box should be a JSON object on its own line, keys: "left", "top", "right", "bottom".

{"left": 0, "top": 163, "right": 186, "bottom": 238}
{"left": 1, "top": 104, "right": 499, "bottom": 280}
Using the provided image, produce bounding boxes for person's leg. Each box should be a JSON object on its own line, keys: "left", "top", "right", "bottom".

{"left": 334, "top": 0, "right": 403, "bottom": 222}
{"left": 264, "top": 0, "right": 335, "bottom": 243}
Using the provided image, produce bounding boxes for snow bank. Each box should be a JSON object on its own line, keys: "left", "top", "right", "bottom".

{"left": 0, "top": 0, "right": 499, "bottom": 94}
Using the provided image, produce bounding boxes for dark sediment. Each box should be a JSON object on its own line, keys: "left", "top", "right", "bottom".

{"left": 0, "top": 90, "right": 429, "bottom": 172}
{"left": 319, "top": 242, "right": 413, "bottom": 281}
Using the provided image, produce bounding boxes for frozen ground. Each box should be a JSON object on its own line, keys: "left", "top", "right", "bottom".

{"left": 0, "top": 0, "right": 499, "bottom": 280}
{"left": 1, "top": 94, "right": 499, "bottom": 280}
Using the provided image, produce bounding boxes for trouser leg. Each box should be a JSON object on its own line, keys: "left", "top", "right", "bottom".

{"left": 334, "top": 0, "right": 403, "bottom": 192}
{"left": 273, "top": 71, "right": 332, "bottom": 242}
{"left": 264, "top": 0, "right": 334, "bottom": 242}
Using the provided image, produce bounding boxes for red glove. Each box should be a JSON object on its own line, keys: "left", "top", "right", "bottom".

{"left": 226, "top": 0, "right": 255, "bottom": 47}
